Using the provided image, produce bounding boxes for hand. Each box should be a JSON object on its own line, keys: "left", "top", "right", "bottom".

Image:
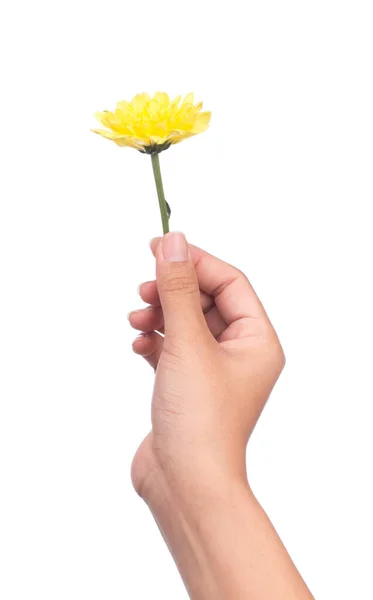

{"left": 129, "top": 232, "right": 285, "bottom": 499}
{"left": 128, "top": 233, "right": 313, "bottom": 600}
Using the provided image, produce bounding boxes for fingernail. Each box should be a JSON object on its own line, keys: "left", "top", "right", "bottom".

{"left": 149, "top": 237, "right": 160, "bottom": 249}
{"left": 162, "top": 232, "right": 188, "bottom": 262}
{"left": 128, "top": 306, "right": 152, "bottom": 319}
{"left": 127, "top": 309, "right": 142, "bottom": 319}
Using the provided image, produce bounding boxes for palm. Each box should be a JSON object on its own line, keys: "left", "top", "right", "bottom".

{"left": 130, "top": 240, "right": 280, "bottom": 496}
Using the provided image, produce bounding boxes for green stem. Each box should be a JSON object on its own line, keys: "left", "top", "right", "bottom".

{"left": 151, "top": 152, "right": 169, "bottom": 235}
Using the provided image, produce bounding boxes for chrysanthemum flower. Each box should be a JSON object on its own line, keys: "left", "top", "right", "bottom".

{"left": 92, "top": 92, "right": 211, "bottom": 154}
{"left": 92, "top": 92, "right": 211, "bottom": 234}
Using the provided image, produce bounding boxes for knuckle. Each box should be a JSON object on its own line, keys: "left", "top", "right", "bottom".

{"left": 233, "top": 267, "right": 249, "bottom": 286}
{"left": 276, "top": 345, "right": 286, "bottom": 371}
{"left": 268, "top": 340, "right": 286, "bottom": 373}
{"left": 236, "top": 267, "right": 248, "bottom": 281}
{"left": 213, "top": 267, "right": 247, "bottom": 297}
{"left": 258, "top": 325, "right": 286, "bottom": 374}
{"left": 162, "top": 274, "right": 198, "bottom": 296}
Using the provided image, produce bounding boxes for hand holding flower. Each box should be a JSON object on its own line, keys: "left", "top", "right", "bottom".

{"left": 128, "top": 232, "right": 312, "bottom": 600}
{"left": 93, "top": 94, "right": 312, "bottom": 599}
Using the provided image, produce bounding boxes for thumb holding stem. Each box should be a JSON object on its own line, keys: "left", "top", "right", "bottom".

{"left": 155, "top": 232, "right": 211, "bottom": 346}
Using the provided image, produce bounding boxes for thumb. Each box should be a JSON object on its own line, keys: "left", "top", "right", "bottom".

{"left": 156, "top": 232, "right": 208, "bottom": 341}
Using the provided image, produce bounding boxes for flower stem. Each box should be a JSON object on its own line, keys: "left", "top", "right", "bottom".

{"left": 151, "top": 153, "right": 169, "bottom": 235}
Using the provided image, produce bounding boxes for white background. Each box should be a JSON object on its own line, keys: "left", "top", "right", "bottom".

{"left": 0, "top": 0, "right": 372, "bottom": 598}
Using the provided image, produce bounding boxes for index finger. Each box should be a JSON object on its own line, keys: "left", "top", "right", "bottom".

{"left": 150, "top": 237, "right": 268, "bottom": 326}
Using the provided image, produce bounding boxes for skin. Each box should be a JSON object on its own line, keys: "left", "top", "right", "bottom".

{"left": 129, "top": 232, "right": 314, "bottom": 600}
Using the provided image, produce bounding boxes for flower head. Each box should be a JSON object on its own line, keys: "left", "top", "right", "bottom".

{"left": 92, "top": 92, "right": 211, "bottom": 154}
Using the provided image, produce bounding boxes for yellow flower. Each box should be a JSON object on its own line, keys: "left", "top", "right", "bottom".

{"left": 92, "top": 92, "right": 211, "bottom": 154}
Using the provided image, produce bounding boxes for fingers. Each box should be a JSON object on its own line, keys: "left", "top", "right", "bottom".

{"left": 129, "top": 304, "right": 227, "bottom": 340}
{"left": 150, "top": 238, "right": 267, "bottom": 326}
{"left": 131, "top": 234, "right": 268, "bottom": 361}
{"left": 128, "top": 306, "right": 164, "bottom": 333}
{"left": 132, "top": 331, "right": 163, "bottom": 369}
{"left": 204, "top": 305, "right": 227, "bottom": 340}
{"left": 155, "top": 232, "right": 211, "bottom": 342}
{"left": 139, "top": 280, "right": 213, "bottom": 314}
{"left": 137, "top": 281, "right": 159, "bottom": 305}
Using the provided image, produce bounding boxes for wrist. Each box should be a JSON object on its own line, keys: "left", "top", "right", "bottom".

{"left": 136, "top": 449, "right": 313, "bottom": 600}
{"left": 141, "top": 455, "right": 251, "bottom": 516}
{"left": 142, "top": 468, "right": 258, "bottom": 600}
{"left": 132, "top": 433, "right": 250, "bottom": 511}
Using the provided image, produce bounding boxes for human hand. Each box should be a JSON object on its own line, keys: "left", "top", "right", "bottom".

{"left": 129, "top": 232, "right": 285, "bottom": 501}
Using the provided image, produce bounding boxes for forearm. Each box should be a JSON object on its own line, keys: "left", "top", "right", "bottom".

{"left": 145, "top": 473, "right": 314, "bottom": 600}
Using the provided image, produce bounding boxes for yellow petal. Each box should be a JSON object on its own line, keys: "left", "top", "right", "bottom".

{"left": 154, "top": 92, "right": 169, "bottom": 108}
{"left": 192, "top": 111, "right": 211, "bottom": 133}
{"left": 148, "top": 98, "right": 161, "bottom": 119}
{"left": 148, "top": 135, "right": 163, "bottom": 144}
{"left": 175, "top": 103, "right": 194, "bottom": 121}
{"left": 114, "top": 137, "right": 144, "bottom": 149}
{"left": 116, "top": 101, "right": 132, "bottom": 113}
{"left": 170, "top": 95, "right": 182, "bottom": 109}
{"left": 94, "top": 111, "right": 126, "bottom": 134}
{"left": 92, "top": 92, "right": 211, "bottom": 152}
{"left": 169, "top": 131, "right": 196, "bottom": 144}
{"left": 94, "top": 111, "right": 114, "bottom": 127}
{"left": 92, "top": 128, "right": 119, "bottom": 140}
{"left": 182, "top": 92, "right": 194, "bottom": 105}
{"left": 132, "top": 93, "right": 150, "bottom": 113}
{"left": 92, "top": 129, "right": 142, "bottom": 149}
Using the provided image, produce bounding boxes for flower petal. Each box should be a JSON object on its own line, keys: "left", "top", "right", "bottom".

{"left": 131, "top": 93, "right": 150, "bottom": 112}
{"left": 92, "top": 129, "right": 142, "bottom": 149}
{"left": 170, "top": 95, "right": 182, "bottom": 110}
{"left": 182, "top": 92, "right": 194, "bottom": 105}
{"left": 192, "top": 111, "right": 211, "bottom": 133}
{"left": 113, "top": 137, "right": 144, "bottom": 149}
{"left": 94, "top": 111, "right": 128, "bottom": 134}
{"left": 154, "top": 92, "right": 170, "bottom": 108}
{"left": 116, "top": 101, "right": 132, "bottom": 113}
{"left": 92, "top": 92, "right": 210, "bottom": 152}
{"left": 91, "top": 128, "right": 119, "bottom": 140}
